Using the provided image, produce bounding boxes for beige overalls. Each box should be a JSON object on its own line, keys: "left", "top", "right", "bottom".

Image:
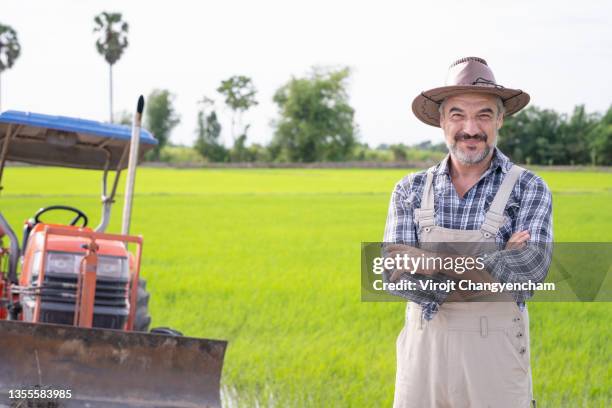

{"left": 393, "top": 164, "right": 534, "bottom": 408}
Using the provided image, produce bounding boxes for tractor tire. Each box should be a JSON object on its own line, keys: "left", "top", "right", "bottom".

{"left": 134, "top": 278, "right": 152, "bottom": 332}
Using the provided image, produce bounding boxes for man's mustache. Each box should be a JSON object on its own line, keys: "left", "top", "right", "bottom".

{"left": 454, "top": 132, "right": 488, "bottom": 142}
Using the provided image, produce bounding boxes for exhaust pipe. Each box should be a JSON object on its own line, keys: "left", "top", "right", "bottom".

{"left": 121, "top": 95, "right": 145, "bottom": 236}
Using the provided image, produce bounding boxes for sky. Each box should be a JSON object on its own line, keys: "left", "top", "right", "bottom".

{"left": 2, "top": 0, "right": 611, "bottom": 148}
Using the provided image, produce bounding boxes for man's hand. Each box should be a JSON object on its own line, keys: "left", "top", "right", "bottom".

{"left": 383, "top": 244, "right": 440, "bottom": 282}
{"left": 505, "top": 230, "right": 530, "bottom": 250}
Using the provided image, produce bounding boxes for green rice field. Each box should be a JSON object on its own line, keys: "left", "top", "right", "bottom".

{"left": 1, "top": 167, "right": 611, "bottom": 407}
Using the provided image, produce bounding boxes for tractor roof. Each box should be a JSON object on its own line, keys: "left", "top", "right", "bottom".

{"left": 0, "top": 110, "right": 158, "bottom": 170}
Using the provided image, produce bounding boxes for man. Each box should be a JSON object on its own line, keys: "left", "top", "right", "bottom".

{"left": 383, "top": 57, "right": 553, "bottom": 408}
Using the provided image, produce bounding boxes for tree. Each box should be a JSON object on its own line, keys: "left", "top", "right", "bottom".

{"left": 390, "top": 144, "right": 407, "bottom": 161}
{"left": 216, "top": 75, "right": 258, "bottom": 142}
{"left": 588, "top": 106, "right": 612, "bottom": 165}
{"left": 499, "top": 105, "right": 604, "bottom": 165}
{"left": 230, "top": 127, "right": 251, "bottom": 162}
{"left": 498, "top": 108, "right": 535, "bottom": 164}
{"left": 247, "top": 143, "right": 270, "bottom": 162}
{"left": 145, "top": 89, "right": 180, "bottom": 160}
{"left": 194, "top": 97, "right": 227, "bottom": 162}
{"left": 559, "top": 105, "right": 597, "bottom": 165}
{"left": 115, "top": 110, "right": 133, "bottom": 126}
{"left": 0, "top": 23, "right": 21, "bottom": 111}
{"left": 271, "top": 67, "right": 357, "bottom": 162}
{"left": 499, "top": 106, "right": 563, "bottom": 165}
{"left": 93, "top": 12, "right": 129, "bottom": 123}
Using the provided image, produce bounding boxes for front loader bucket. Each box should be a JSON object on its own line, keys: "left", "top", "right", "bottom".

{"left": 0, "top": 320, "right": 227, "bottom": 407}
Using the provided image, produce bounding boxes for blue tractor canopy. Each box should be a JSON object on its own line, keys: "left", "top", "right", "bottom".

{"left": 0, "top": 110, "right": 157, "bottom": 170}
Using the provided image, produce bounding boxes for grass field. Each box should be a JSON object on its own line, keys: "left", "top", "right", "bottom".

{"left": 1, "top": 167, "right": 611, "bottom": 407}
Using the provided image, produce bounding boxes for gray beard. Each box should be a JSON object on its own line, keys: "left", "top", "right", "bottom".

{"left": 446, "top": 140, "right": 496, "bottom": 165}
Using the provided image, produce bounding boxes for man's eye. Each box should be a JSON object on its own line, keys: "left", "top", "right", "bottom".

{"left": 479, "top": 115, "right": 492, "bottom": 120}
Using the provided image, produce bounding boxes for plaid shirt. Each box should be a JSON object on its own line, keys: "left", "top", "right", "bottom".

{"left": 383, "top": 147, "right": 553, "bottom": 320}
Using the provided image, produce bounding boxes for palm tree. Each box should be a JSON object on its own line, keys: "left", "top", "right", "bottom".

{"left": 0, "top": 23, "right": 21, "bottom": 112}
{"left": 93, "top": 12, "right": 129, "bottom": 123}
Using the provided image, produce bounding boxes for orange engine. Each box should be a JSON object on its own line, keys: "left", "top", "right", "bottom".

{"left": 17, "top": 223, "right": 142, "bottom": 331}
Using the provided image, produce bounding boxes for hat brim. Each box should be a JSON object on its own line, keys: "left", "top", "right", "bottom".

{"left": 411, "top": 85, "right": 530, "bottom": 127}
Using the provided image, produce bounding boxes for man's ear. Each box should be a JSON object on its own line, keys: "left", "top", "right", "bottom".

{"left": 496, "top": 113, "right": 504, "bottom": 130}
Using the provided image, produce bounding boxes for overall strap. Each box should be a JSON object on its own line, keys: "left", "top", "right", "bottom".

{"left": 414, "top": 170, "right": 435, "bottom": 229}
{"left": 480, "top": 164, "right": 525, "bottom": 237}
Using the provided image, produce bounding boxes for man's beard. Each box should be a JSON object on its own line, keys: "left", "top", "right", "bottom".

{"left": 446, "top": 131, "right": 496, "bottom": 165}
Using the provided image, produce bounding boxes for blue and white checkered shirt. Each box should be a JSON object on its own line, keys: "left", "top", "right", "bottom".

{"left": 383, "top": 147, "right": 553, "bottom": 320}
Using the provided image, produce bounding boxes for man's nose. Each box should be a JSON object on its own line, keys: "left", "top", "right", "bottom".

{"left": 462, "top": 118, "right": 481, "bottom": 136}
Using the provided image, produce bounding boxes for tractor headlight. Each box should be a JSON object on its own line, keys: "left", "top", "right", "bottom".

{"left": 46, "top": 252, "right": 79, "bottom": 275}
{"left": 96, "top": 256, "right": 129, "bottom": 280}
{"left": 44, "top": 251, "right": 129, "bottom": 280}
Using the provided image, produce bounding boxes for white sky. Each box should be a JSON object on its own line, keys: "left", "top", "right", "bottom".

{"left": 2, "top": 0, "right": 611, "bottom": 148}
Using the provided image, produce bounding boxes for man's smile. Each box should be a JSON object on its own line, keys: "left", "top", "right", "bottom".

{"left": 454, "top": 133, "right": 488, "bottom": 143}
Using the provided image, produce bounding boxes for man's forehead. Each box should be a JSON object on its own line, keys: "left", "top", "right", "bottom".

{"left": 443, "top": 93, "right": 498, "bottom": 110}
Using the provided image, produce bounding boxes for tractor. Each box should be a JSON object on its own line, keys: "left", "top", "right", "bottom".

{"left": 0, "top": 100, "right": 227, "bottom": 407}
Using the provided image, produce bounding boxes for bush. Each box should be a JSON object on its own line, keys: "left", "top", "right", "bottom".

{"left": 158, "top": 145, "right": 205, "bottom": 164}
